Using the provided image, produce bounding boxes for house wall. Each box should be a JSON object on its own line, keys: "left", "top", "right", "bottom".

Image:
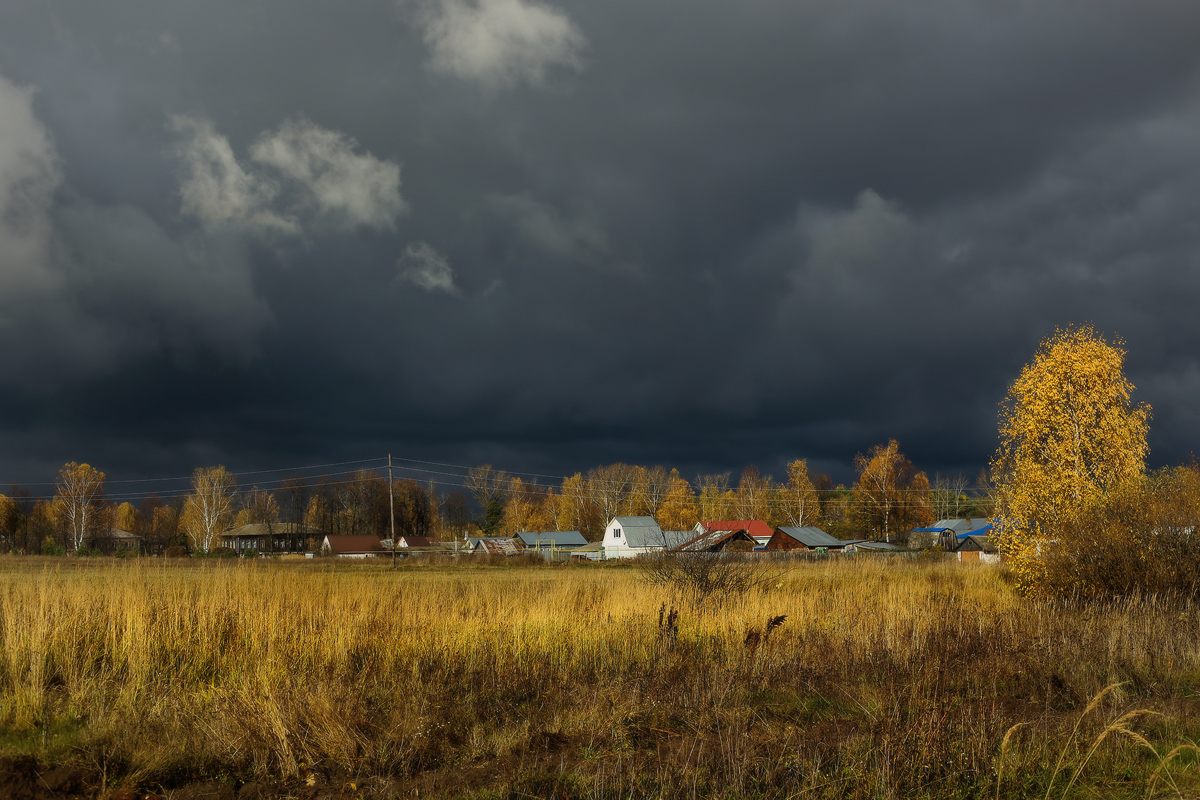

{"left": 766, "top": 533, "right": 805, "bottom": 551}
{"left": 602, "top": 520, "right": 640, "bottom": 559}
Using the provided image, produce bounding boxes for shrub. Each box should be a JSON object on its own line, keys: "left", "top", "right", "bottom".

{"left": 163, "top": 544, "right": 189, "bottom": 558}
{"left": 1035, "top": 466, "right": 1200, "bottom": 599}
{"left": 40, "top": 538, "right": 66, "bottom": 556}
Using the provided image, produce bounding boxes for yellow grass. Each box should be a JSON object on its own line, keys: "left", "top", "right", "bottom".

{"left": 0, "top": 555, "right": 1197, "bottom": 798}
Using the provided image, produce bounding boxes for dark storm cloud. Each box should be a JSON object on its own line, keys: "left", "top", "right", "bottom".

{"left": 2, "top": 0, "right": 1200, "bottom": 487}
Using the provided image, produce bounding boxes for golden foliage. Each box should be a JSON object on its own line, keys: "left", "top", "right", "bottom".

{"left": 54, "top": 461, "right": 106, "bottom": 551}
{"left": 781, "top": 459, "right": 821, "bottom": 527}
{"left": 114, "top": 501, "right": 137, "bottom": 532}
{"left": 182, "top": 466, "right": 237, "bottom": 553}
{"left": 657, "top": 469, "right": 697, "bottom": 532}
{"left": 852, "top": 440, "right": 932, "bottom": 540}
{"left": 993, "top": 325, "right": 1151, "bottom": 589}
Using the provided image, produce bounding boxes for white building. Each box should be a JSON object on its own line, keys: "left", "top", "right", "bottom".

{"left": 601, "top": 517, "right": 691, "bottom": 559}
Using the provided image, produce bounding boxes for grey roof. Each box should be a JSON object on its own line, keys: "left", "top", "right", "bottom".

{"left": 662, "top": 531, "right": 694, "bottom": 548}
{"left": 675, "top": 528, "right": 757, "bottom": 552}
{"left": 775, "top": 527, "right": 843, "bottom": 548}
{"left": 933, "top": 518, "right": 992, "bottom": 533}
{"left": 610, "top": 516, "right": 666, "bottom": 548}
{"left": 475, "top": 538, "right": 523, "bottom": 555}
{"left": 221, "top": 522, "right": 325, "bottom": 539}
{"left": 517, "top": 531, "right": 587, "bottom": 548}
{"left": 956, "top": 534, "right": 999, "bottom": 553}
{"left": 842, "top": 539, "right": 901, "bottom": 551}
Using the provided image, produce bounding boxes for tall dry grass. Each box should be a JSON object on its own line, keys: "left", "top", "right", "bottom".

{"left": 0, "top": 555, "right": 1197, "bottom": 797}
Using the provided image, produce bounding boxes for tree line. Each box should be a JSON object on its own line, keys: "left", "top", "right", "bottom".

{"left": 0, "top": 443, "right": 996, "bottom": 555}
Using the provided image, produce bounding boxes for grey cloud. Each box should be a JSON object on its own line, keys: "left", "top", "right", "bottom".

{"left": 171, "top": 115, "right": 406, "bottom": 235}
{"left": 485, "top": 193, "right": 610, "bottom": 264}
{"left": 169, "top": 114, "right": 299, "bottom": 235}
{"left": 398, "top": 241, "right": 458, "bottom": 293}
{"left": 250, "top": 117, "right": 407, "bottom": 232}
{"left": 4, "top": 0, "right": 1200, "bottom": 486}
{"left": 419, "top": 0, "right": 585, "bottom": 88}
{"left": 0, "top": 74, "right": 269, "bottom": 388}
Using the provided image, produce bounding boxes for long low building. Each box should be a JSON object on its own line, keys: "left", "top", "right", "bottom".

{"left": 221, "top": 523, "right": 326, "bottom": 554}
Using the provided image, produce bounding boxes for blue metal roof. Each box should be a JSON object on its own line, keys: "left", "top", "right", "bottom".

{"left": 957, "top": 523, "right": 994, "bottom": 538}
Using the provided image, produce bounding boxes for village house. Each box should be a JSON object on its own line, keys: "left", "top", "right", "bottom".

{"left": 470, "top": 537, "right": 523, "bottom": 556}
{"left": 955, "top": 534, "right": 1000, "bottom": 564}
{"left": 909, "top": 518, "right": 993, "bottom": 550}
{"left": 674, "top": 527, "right": 758, "bottom": 552}
{"left": 767, "top": 526, "right": 844, "bottom": 551}
{"left": 221, "top": 522, "right": 325, "bottom": 554}
{"left": 320, "top": 534, "right": 384, "bottom": 558}
{"left": 397, "top": 535, "right": 441, "bottom": 549}
{"left": 601, "top": 517, "right": 691, "bottom": 559}
{"left": 516, "top": 531, "right": 587, "bottom": 552}
{"left": 695, "top": 519, "right": 775, "bottom": 548}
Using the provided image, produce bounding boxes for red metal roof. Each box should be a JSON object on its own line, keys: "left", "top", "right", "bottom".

{"left": 701, "top": 520, "right": 774, "bottom": 538}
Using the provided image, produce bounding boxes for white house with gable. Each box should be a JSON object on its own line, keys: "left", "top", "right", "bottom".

{"left": 602, "top": 517, "right": 691, "bottom": 559}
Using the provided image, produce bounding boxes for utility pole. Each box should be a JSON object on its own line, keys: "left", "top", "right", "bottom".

{"left": 389, "top": 453, "right": 396, "bottom": 568}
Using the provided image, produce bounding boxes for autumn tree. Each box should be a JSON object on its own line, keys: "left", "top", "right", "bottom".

{"left": 852, "top": 440, "right": 933, "bottom": 542}
{"left": 181, "top": 466, "right": 237, "bottom": 553}
{"left": 777, "top": 459, "right": 820, "bottom": 528}
{"left": 586, "top": 463, "right": 637, "bottom": 525}
{"left": 441, "top": 491, "right": 472, "bottom": 537}
{"left": 0, "top": 494, "right": 17, "bottom": 552}
{"left": 236, "top": 486, "right": 281, "bottom": 527}
{"left": 500, "top": 477, "right": 555, "bottom": 534}
{"left": 992, "top": 325, "right": 1151, "bottom": 587}
{"left": 696, "top": 473, "right": 733, "bottom": 522}
{"left": 629, "top": 465, "right": 673, "bottom": 518}
{"left": 114, "top": 501, "right": 137, "bottom": 532}
{"left": 467, "top": 464, "right": 510, "bottom": 530}
{"left": 657, "top": 470, "right": 698, "bottom": 532}
{"left": 54, "top": 462, "right": 106, "bottom": 552}
{"left": 731, "top": 466, "right": 773, "bottom": 522}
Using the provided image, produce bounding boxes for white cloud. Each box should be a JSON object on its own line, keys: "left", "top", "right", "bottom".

{"left": 250, "top": 117, "right": 406, "bottom": 231}
{"left": 170, "top": 115, "right": 406, "bottom": 235}
{"left": 420, "top": 0, "right": 585, "bottom": 89}
{"left": 398, "top": 241, "right": 458, "bottom": 293}
{"left": 168, "top": 114, "right": 298, "bottom": 235}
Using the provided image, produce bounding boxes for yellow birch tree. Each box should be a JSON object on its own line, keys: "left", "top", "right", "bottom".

{"left": 781, "top": 459, "right": 821, "bottom": 527}
{"left": 992, "top": 325, "right": 1150, "bottom": 588}
{"left": 182, "top": 466, "right": 237, "bottom": 553}
{"left": 54, "top": 462, "right": 106, "bottom": 552}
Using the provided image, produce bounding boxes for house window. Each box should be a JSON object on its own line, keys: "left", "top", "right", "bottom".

{"left": 613, "top": 527, "right": 621, "bottom": 538}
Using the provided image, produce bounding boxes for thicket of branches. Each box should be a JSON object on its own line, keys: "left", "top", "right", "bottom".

{"left": 1032, "top": 466, "right": 1200, "bottom": 599}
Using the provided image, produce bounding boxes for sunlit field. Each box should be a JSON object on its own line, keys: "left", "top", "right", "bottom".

{"left": 1, "top": 555, "right": 1198, "bottom": 798}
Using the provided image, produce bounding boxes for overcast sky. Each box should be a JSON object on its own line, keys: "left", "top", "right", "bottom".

{"left": 2, "top": 0, "right": 1200, "bottom": 493}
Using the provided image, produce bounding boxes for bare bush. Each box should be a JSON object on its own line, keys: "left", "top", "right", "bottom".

{"left": 641, "top": 551, "right": 783, "bottom": 610}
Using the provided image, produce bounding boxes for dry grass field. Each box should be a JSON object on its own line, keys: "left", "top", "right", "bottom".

{"left": 0, "top": 555, "right": 1198, "bottom": 798}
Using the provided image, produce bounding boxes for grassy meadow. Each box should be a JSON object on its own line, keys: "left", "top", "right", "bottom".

{"left": 0, "top": 555, "right": 1198, "bottom": 798}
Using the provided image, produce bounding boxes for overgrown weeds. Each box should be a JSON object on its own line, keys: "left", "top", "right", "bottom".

{"left": 0, "top": 557, "right": 1196, "bottom": 797}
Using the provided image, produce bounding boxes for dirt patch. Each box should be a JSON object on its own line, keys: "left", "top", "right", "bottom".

{"left": 0, "top": 756, "right": 89, "bottom": 800}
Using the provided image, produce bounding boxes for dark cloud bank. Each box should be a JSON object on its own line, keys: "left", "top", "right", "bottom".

{"left": 2, "top": 0, "right": 1200, "bottom": 490}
